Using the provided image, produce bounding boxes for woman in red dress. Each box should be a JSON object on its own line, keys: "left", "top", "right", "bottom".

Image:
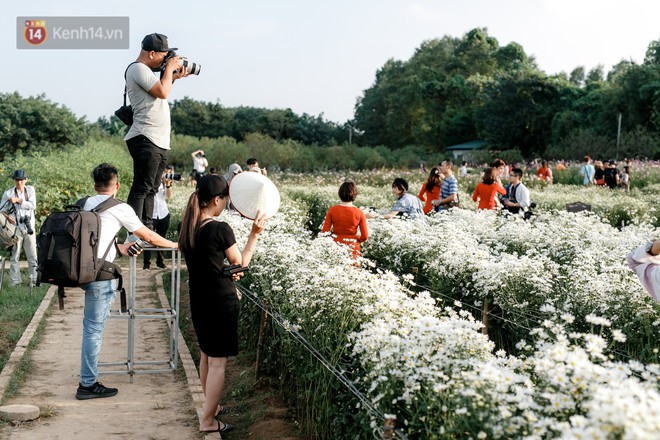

{"left": 472, "top": 167, "right": 506, "bottom": 210}
{"left": 418, "top": 167, "right": 442, "bottom": 214}
{"left": 322, "top": 181, "right": 369, "bottom": 259}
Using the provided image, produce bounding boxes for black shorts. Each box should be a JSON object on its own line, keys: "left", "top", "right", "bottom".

{"left": 190, "top": 170, "right": 204, "bottom": 181}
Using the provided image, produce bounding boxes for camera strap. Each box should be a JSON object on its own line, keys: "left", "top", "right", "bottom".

{"left": 122, "top": 62, "right": 139, "bottom": 106}
{"left": 12, "top": 186, "right": 32, "bottom": 228}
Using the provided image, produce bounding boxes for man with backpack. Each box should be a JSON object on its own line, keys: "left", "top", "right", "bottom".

{"left": 1, "top": 169, "right": 38, "bottom": 286}
{"left": 75, "top": 163, "right": 177, "bottom": 400}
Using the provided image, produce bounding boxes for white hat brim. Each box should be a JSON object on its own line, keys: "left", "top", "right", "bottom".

{"left": 229, "top": 172, "right": 280, "bottom": 220}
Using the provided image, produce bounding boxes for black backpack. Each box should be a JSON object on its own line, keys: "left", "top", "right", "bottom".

{"left": 37, "top": 197, "right": 125, "bottom": 309}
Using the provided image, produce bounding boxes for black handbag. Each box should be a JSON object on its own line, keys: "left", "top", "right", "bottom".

{"left": 114, "top": 62, "right": 138, "bottom": 126}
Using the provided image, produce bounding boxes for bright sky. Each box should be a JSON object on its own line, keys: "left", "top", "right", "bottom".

{"left": 4, "top": 0, "right": 659, "bottom": 124}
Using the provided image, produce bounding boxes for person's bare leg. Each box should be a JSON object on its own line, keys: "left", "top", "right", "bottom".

{"left": 199, "top": 356, "right": 228, "bottom": 432}
{"left": 199, "top": 352, "right": 209, "bottom": 394}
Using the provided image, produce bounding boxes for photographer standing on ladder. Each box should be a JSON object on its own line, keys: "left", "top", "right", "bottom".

{"left": 124, "top": 33, "right": 188, "bottom": 232}
{"left": 0, "top": 169, "right": 37, "bottom": 287}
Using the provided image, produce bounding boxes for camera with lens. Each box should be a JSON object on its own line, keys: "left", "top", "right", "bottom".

{"left": 19, "top": 215, "right": 33, "bottom": 235}
{"left": 164, "top": 173, "right": 182, "bottom": 181}
{"left": 163, "top": 51, "right": 201, "bottom": 75}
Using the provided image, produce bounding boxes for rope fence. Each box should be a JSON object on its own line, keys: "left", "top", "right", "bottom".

{"left": 237, "top": 284, "right": 409, "bottom": 440}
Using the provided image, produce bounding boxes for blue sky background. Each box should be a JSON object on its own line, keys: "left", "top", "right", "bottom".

{"left": 4, "top": 0, "right": 660, "bottom": 124}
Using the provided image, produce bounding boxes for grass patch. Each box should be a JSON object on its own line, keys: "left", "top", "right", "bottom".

{"left": 0, "top": 290, "right": 51, "bottom": 404}
{"left": 0, "top": 269, "right": 49, "bottom": 376}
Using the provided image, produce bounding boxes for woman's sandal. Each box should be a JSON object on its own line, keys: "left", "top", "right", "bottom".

{"left": 217, "top": 421, "right": 234, "bottom": 433}
{"left": 215, "top": 405, "right": 228, "bottom": 417}
{"left": 202, "top": 420, "right": 234, "bottom": 433}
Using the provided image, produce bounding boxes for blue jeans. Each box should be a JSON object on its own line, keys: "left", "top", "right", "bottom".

{"left": 126, "top": 135, "right": 168, "bottom": 229}
{"left": 80, "top": 280, "right": 116, "bottom": 386}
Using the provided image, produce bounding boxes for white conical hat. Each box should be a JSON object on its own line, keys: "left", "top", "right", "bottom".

{"left": 228, "top": 172, "right": 280, "bottom": 219}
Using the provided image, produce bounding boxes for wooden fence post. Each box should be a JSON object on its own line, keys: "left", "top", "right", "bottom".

{"left": 482, "top": 299, "right": 490, "bottom": 336}
{"left": 255, "top": 301, "right": 268, "bottom": 380}
{"left": 383, "top": 414, "right": 396, "bottom": 440}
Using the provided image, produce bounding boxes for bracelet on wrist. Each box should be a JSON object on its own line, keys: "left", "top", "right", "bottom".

{"left": 165, "top": 185, "right": 172, "bottom": 188}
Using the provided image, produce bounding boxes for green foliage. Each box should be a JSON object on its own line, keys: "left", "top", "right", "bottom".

{"left": 0, "top": 92, "right": 89, "bottom": 160}
{"left": 353, "top": 28, "right": 660, "bottom": 159}
{"left": 167, "top": 98, "right": 347, "bottom": 145}
{"left": 477, "top": 71, "right": 563, "bottom": 156}
{"left": 166, "top": 131, "right": 427, "bottom": 173}
{"left": 0, "top": 139, "right": 132, "bottom": 221}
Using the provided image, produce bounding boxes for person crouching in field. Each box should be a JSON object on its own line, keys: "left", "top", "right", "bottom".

{"left": 321, "top": 181, "right": 369, "bottom": 259}
{"left": 179, "top": 175, "right": 267, "bottom": 434}
{"left": 366, "top": 178, "right": 424, "bottom": 220}
{"left": 472, "top": 167, "right": 506, "bottom": 210}
{"left": 418, "top": 167, "right": 442, "bottom": 215}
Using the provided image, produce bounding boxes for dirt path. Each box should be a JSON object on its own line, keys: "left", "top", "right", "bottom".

{"left": 0, "top": 264, "right": 201, "bottom": 439}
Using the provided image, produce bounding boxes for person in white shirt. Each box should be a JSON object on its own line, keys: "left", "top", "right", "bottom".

{"left": 502, "top": 168, "right": 530, "bottom": 215}
{"left": 144, "top": 166, "right": 173, "bottom": 269}
{"left": 189, "top": 149, "right": 209, "bottom": 186}
{"left": 1, "top": 169, "right": 38, "bottom": 286}
{"left": 459, "top": 161, "right": 468, "bottom": 178}
{"left": 75, "top": 163, "right": 177, "bottom": 401}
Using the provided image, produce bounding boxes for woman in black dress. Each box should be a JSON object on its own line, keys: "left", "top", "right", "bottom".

{"left": 179, "top": 174, "right": 266, "bottom": 434}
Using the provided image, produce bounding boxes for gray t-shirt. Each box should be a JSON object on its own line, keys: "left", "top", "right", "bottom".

{"left": 123, "top": 63, "right": 171, "bottom": 150}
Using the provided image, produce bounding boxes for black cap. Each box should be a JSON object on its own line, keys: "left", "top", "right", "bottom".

{"left": 197, "top": 175, "right": 228, "bottom": 201}
{"left": 141, "top": 33, "right": 178, "bottom": 52}
{"left": 11, "top": 169, "right": 27, "bottom": 180}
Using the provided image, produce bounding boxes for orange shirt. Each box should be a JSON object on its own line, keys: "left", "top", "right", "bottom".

{"left": 418, "top": 184, "right": 441, "bottom": 214}
{"left": 537, "top": 167, "right": 552, "bottom": 181}
{"left": 322, "top": 205, "right": 369, "bottom": 258}
{"left": 472, "top": 182, "right": 506, "bottom": 210}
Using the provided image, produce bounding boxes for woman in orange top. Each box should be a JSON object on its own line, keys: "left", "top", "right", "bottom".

{"left": 536, "top": 160, "right": 553, "bottom": 184}
{"left": 322, "top": 181, "right": 369, "bottom": 259}
{"left": 472, "top": 167, "right": 506, "bottom": 210}
{"left": 418, "top": 167, "right": 442, "bottom": 214}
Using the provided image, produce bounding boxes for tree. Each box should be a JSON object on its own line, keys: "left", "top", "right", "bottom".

{"left": 644, "top": 39, "right": 660, "bottom": 65}
{"left": 477, "top": 72, "right": 563, "bottom": 157}
{"left": 586, "top": 65, "right": 605, "bottom": 83}
{"left": 0, "top": 92, "right": 88, "bottom": 160}
{"left": 569, "top": 66, "right": 585, "bottom": 87}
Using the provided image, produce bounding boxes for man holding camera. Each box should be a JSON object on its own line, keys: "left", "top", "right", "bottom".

{"left": 123, "top": 33, "right": 188, "bottom": 230}
{"left": 502, "top": 168, "right": 531, "bottom": 215}
{"left": 1, "top": 170, "right": 38, "bottom": 286}
{"left": 144, "top": 165, "right": 174, "bottom": 270}
{"left": 190, "top": 149, "right": 208, "bottom": 186}
{"left": 247, "top": 158, "right": 267, "bottom": 176}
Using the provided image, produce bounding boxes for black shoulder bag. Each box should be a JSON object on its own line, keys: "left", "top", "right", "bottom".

{"left": 114, "top": 62, "right": 138, "bottom": 126}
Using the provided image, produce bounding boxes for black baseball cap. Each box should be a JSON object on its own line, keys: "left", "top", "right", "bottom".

{"left": 141, "top": 33, "right": 178, "bottom": 52}
{"left": 197, "top": 175, "right": 229, "bottom": 201}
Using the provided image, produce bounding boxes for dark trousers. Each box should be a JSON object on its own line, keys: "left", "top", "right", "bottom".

{"left": 144, "top": 214, "right": 170, "bottom": 266}
{"left": 126, "top": 135, "right": 168, "bottom": 229}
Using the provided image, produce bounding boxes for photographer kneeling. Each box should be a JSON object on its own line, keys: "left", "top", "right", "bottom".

{"left": 501, "top": 168, "right": 531, "bottom": 217}
{"left": 1, "top": 169, "right": 38, "bottom": 286}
